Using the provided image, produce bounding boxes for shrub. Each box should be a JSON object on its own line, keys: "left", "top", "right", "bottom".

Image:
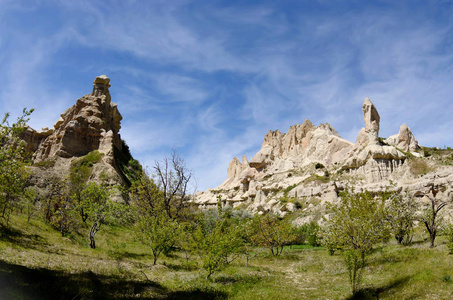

{"left": 315, "top": 163, "right": 325, "bottom": 169}
{"left": 409, "top": 158, "right": 433, "bottom": 176}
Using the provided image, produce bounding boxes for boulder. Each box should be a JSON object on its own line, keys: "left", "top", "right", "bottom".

{"left": 385, "top": 123, "right": 419, "bottom": 152}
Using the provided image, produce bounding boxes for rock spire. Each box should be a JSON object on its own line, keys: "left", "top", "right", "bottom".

{"left": 33, "top": 75, "right": 122, "bottom": 162}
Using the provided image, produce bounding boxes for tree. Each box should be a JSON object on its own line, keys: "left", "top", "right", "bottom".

{"left": 249, "top": 214, "right": 293, "bottom": 256}
{"left": 242, "top": 218, "right": 264, "bottom": 268}
{"left": 322, "top": 189, "right": 390, "bottom": 294}
{"left": 46, "top": 184, "right": 77, "bottom": 237}
{"left": 387, "top": 193, "right": 417, "bottom": 245}
{"left": 130, "top": 168, "right": 163, "bottom": 217}
{"left": 136, "top": 209, "right": 182, "bottom": 265}
{"left": 191, "top": 202, "right": 244, "bottom": 280}
{"left": 416, "top": 185, "right": 447, "bottom": 248}
{"left": 154, "top": 150, "right": 195, "bottom": 219}
{"left": 0, "top": 108, "right": 33, "bottom": 227}
{"left": 79, "top": 182, "right": 113, "bottom": 249}
{"left": 20, "top": 186, "right": 39, "bottom": 223}
{"left": 444, "top": 224, "right": 453, "bottom": 254}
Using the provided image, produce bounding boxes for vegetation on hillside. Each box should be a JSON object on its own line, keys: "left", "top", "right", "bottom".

{"left": 1, "top": 109, "right": 453, "bottom": 299}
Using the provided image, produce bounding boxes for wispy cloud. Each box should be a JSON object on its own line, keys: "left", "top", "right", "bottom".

{"left": 1, "top": 1, "right": 453, "bottom": 190}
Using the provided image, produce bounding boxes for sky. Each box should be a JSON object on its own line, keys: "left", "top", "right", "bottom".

{"left": 1, "top": 0, "right": 453, "bottom": 191}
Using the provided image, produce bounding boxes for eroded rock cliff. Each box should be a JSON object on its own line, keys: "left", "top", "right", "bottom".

{"left": 23, "top": 76, "right": 139, "bottom": 193}
{"left": 195, "top": 98, "right": 453, "bottom": 223}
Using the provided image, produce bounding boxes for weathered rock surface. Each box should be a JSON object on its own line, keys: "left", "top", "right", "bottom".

{"left": 195, "top": 97, "right": 452, "bottom": 223}
{"left": 24, "top": 76, "right": 134, "bottom": 190}
{"left": 33, "top": 75, "right": 122, "bottom": 162}
{"left": 385, "top": 123, "right": 420, "bottom": 153}
{"left": 362, "top": 97, "right": 380, "bottom": 145}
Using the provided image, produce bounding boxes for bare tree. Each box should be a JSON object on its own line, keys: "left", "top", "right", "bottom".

{"left": 416, "top": 185, "right": 447, "bottom": 248}
{"left": 154, "top": 150, "right": 194, "bottom": 219}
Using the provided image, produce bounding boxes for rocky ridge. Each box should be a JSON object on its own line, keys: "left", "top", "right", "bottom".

{"left": 22, "top": 75, "right": 137, "bottom": 194}
{"left": 195, "top": 98, "right": 453, "bottom": 222}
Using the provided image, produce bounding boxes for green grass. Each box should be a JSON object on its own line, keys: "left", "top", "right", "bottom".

{"left": 1, "top": 213, "right": 453, "bottom": 299}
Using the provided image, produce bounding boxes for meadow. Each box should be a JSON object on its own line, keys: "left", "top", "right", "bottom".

{"left": 1, "top": 213, "right": 452, "bottom": 300}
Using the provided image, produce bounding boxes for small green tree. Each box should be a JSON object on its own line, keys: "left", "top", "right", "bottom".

{"left": 248, "top": 214, "right": 293, "bottom": 256}
{"left": 322, "top": 189, "right": 390, "bottom": 294}
{"left": 136, "top": 210, "right": 182, "bottom": 265}
{"left": 20, "top": 186, "right": 39, "bottom": 223}
{"left": 79, "top": 182, "right": 112, "bottom": 249}
{"left": 416, "top": 186, "right": 447, "bottom": 248}
{"left": 69, "top": 151, "right": 104, "bottom": 223}
{"left": 0, "top": 108, "right": 33, "bottom": 227}
{"left": 191, "top": 202, "right": 244, "bottom": 279}
{"left": 444, "top": 224, "right": 453, "bottom": 254}
{"left": 387, "top": 193, "right": 417, "bottom": 245}
{"left": 242, "top": 218, "right": 264, "bottom": 268}
{"left": 47, "top": 188, "right": 78, "bottom": 237}
{"left": 130, "top": 169, "right": 162, "bottom": 217}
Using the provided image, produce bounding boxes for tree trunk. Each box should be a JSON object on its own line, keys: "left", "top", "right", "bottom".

{"left": 430, "top": 231, "right": 436, "bottom": 248}
{"left": 90, "top": 222, "right": 99, "bottom": 249}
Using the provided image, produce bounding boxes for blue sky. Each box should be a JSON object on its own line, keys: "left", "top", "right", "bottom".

{"left": 1, "top": 0, "right": 453, "bottom": 190}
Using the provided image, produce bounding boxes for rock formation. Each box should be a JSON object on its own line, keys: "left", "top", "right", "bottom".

{"left": 33, "top": 75, "right": 122, "bottom": 162}
{"left": 195, "top": 98, "right": 453, "bottom": 222}
{"left": 385, "top": 123, "right": 420, "bottom": 152}
{"left": 362, "top": 97, "right": 380, "bottom": 145}
{"left": 22, "top": 75, "right": 137, "bottom": 191}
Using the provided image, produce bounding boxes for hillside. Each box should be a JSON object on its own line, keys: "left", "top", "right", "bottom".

{"left": 195, "top": 98, "right": 453, "bottom": 224}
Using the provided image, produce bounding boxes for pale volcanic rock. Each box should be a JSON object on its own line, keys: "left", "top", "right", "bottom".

{"left": 24, "top": 75, "right": 131, "bottom": 189}
{"left": 33, "top": 75, "right": 123, "bottom": 162}
{"left": 362, "top": 97, "right": 380, "bottom": 145}
{"left": 385, "top": 123, "right": 419, "bottom": 153}
{"left": 227, "top": 157, "right": 242, "bottom": 179}
{"left": 194, "top": 97, "right": 442, "bottom": 217}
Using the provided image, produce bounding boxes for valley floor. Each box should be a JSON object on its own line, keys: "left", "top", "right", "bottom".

{"left": 1, "top": 214, "right": 453, "bottom": 299}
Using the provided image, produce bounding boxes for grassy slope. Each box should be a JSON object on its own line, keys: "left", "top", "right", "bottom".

{"left": 1, "top": 214, "right": 453, "bottom": 299}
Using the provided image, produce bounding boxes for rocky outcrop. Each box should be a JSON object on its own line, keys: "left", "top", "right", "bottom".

{"left": 24, "top": 75, "right": 137, "bottom": 190}
{"left": 362, "top": 97, "right": 380, "bottom": 145}
{"left": 33, "top": 75, "right": 122, "bottom": 162}
{"left": 195, "top": 97, "right": 449, "bottom": 220}
{"left": 385, "top": 123, "right": 419, "bottom": 153}
{"left": 20, "top": 126, "right": 53, "bottom": 153}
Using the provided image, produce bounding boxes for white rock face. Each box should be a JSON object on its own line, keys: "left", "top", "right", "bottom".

{"left": 21, "top": 75, "right": 128, "bottom": 188}
{"left": 195, "top": 97, "right": 452, "bottom": 220}
{"left": 385, "top": 123, "right": 419, "bottom": 152}
{"left": 362, "top": 97, "right": 380, "bottom": 145}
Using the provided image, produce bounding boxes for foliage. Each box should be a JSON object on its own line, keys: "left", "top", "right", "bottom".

{"left": 69, "top": 151, "right": 104, "bottom": 222}
{"left": 303, "top": 174, "right": 330, "bottom": 184}
{"left": 79, "top": 182, "right": 113, "bottom": 249}
{"left": 114, "top": 139, "right": 142, "bottom": 186}
{"left": 289, "top": 222, "right": 321, "bottom": 247}
{"left": 417, "top": 186, "right": 447, "bottom": 248}
{"left": 444, "top": 224, "right": 453, "bottom": 254}
{"left": 47, "top": 186, "right": 78, "bottom": 237}
{"left": 409, "top": 158, "right": 433, "bottom": 176}
{"left": 19, "top": 186, "right": 39, "bottom": 223}
{"left": 322, "top": 189, "right": 390, "bottom": 294}
{"left": 387, "top": 193, "right": 417, "bottom": 245}
{"left": 248, "top": 214, "right": 293, "bottom": 256}
{"left": 130, "top": 169, "right": 163, "bottom": 217}
{"left": 191, "top": 203, "right": 245, "bottom": 279}
{"left": 0, "top": 108, "right": 34, "bottom": 227}
{"left": 136, "top": 209, "right": 183, "bottom": 265}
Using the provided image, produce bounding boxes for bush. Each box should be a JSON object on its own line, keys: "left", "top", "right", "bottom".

{"left": 315, "top": 163, "right": 325, "bottom": 169}
{"left": 409, "top": 158, "right": 433, "bottom": 176}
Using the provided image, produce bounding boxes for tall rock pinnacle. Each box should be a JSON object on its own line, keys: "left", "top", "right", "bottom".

{"left": 33, "top": 75, "right": 123, "bottom": 162}
{"left": 362, "top": 97, "right": 380, "bottom": 145}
